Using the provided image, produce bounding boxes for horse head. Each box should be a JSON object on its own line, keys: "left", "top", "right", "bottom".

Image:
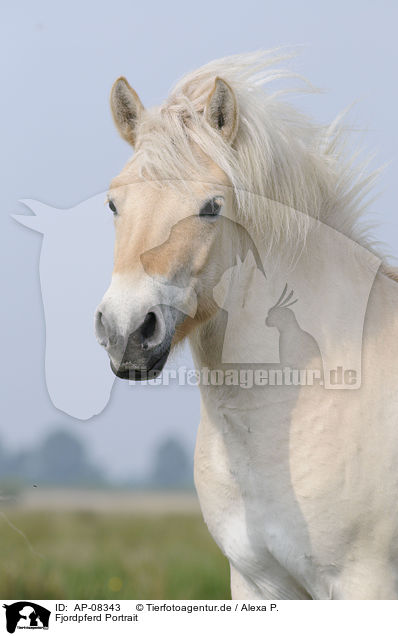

{"left": 95, "top": 75, "right": 264, "bottom": 380}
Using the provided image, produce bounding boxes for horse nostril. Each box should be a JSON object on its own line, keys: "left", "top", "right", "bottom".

{"left": 140, "top": 312, "right": 157, "bottom": 345}
{"left": 95, "top": 308, "right": 112, "bottom": 347}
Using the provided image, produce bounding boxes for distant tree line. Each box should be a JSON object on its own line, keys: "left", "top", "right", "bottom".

{"left": 0, "top": 430, "right": 104, "bottom": 488}
{"left": 0, "top": 430, "right": 193, "bottom": 490}
{"left": 148, "top": 437, "right": 193, "bottom": 489}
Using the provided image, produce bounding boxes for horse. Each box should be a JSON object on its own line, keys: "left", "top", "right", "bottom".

{"left": 94, "top": 51, "right": 398, "bottom": 599}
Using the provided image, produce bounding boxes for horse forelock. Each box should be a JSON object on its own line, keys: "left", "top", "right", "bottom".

{"left": 122, "top": 50, "right": 385, "bottom": 262}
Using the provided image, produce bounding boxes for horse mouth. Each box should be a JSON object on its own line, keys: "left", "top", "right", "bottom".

{"left": 110, "top": 348, "right": 170, "bottom": 381}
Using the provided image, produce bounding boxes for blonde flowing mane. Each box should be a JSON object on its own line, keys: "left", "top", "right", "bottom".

{"left": 131, "top": 50, "right": 384, "bottom": 259}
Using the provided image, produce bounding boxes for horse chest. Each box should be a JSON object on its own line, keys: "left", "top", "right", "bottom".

{"left": 194, "top": 405, "right": 308, "bottom": 583}
{"left": 194, "top": 429, "right": 262, "bottom": 575}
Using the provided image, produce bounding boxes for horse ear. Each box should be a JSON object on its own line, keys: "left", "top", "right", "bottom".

{"left": 205, "top": 77, "right": 239, "bottom": 144}
{"left": 110, "top": 77, "right": 144, "bottom": 147}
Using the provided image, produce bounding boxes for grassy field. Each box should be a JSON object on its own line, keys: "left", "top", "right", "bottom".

{"left": 0, "top": 509, "right": 230, "bottom": 599}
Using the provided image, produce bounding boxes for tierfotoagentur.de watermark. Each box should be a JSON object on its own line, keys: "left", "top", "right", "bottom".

{"left": 129, "top": 365, "right": 358, "bottom": 388}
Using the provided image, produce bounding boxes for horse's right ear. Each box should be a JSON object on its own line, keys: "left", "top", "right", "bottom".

{"left": 110, "top": 77, "right": 144, "bottom": 147}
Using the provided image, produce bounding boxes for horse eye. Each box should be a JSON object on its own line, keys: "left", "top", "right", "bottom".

{"left": 108, "top": 200, "right": 117, "bottom": 215}
{"left": 199, "top": 197, "right": 223, "bottom": 218}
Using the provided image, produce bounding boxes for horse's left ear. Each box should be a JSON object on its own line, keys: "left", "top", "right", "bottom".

{"left": 205, "top": 77, "right": 239, "bottom": 144}
{"left": 110, "top": 77, "right": 144, "bottom": 147}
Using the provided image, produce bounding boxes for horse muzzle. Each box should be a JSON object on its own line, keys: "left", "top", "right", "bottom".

{"left": 95, "top": 303, "right": 176, "bottom": 381}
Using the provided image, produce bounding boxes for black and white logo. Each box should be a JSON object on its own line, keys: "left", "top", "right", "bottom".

{"left": 2, "top": 602, "right": 50, "bottom": 633}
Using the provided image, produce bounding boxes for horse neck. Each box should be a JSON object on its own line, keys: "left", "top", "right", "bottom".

{"left": 189, "top": 246, "right": 289, "bottom": 372}
{"left": 189, "top": 213, "right": 381, "bottom": 398}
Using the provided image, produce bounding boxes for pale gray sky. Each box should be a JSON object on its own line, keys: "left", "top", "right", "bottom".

{"left": 2, "top": 0, "right": 397, "bottom": 480}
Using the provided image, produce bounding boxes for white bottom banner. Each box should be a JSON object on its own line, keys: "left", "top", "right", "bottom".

{"left": 0, "top": 600, "right": 396, "bottom": 635}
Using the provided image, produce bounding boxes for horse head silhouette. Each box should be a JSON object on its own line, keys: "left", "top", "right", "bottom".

{"left": 12, "top": 194, "right": 115, "bottom": 419}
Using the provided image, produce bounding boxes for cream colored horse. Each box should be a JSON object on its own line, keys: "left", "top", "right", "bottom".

{"left": 95, "top": 52, "right": 398, "bottom": 599}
